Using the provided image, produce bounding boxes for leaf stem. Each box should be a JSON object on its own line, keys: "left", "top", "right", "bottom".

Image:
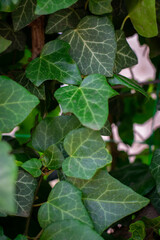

{"left": 85, "top": 0, "right": 89, "bottom": 10}
{"left": 33, "top": 202, "right": 45, "bottom": 207}
{"left": 120, "top": 15, "right": 130, "bottom": 31}
{"left": 34, "top": 229, "right": 43, "bottom": 240}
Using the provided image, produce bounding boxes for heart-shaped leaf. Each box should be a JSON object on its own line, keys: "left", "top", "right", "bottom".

{"left": 26, "top": 40, "right": 81, "bottom": 86}
{"left": 62, "top": 128, "right": 112, "bottom": 179}
{"left": 60, "top": 16, "right": 116, "bottom": 76}
{"left": 21, "top": 158, "right": 42, "bottom": 178}
{"left": 55, "top": 74, "right": 118, "bottom": 130}
{"left": 43, "top": 144, "right": 64, "bottom": 169}
{"left": 89, "top": 0, "right": 112, "bottom": 15}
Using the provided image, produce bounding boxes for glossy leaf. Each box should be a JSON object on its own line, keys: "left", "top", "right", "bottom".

{"left": 0, "top": 76, "right": 39, "bottom": 133}
{"left": 26, "top": 40, "right": 81, "bottom": 86}
{"left": 21, "top": 158, "right": 42, "bottom": 177}
{"left": 125, "top": 0, "right": 158, "bottom": 37}
{"left": 142, "top": 216, "right": 160, "bottom": 235}
{"left": 32, "top": 115, "right": 81, "bottom": 152}
{"left": 38, "top": 181, "right": 93, "bottom": 228}
{"left": 40, "top": 219, "right": 103, "bottom": 240}
{"left": 69, "top": 170, "right": 149, "bottom": 233}
{"left": 0, "top": 36, "right": 12, "bottom": 53}
{"left": 114, "top": 30, "right": 138, "bottom": 73}
{"left": 63, "top": 128, "right": 112, "bottom": 179}
{"left": 0, "top": 141, "right": 17, "bottom": 214}
{"left": 60, "top": 16, "right": 116, "bottom": 76}
{"left": 43, "top": 144, "right": 64, "bottom": 169}
{"left": 150, "top": 149, "right": 160, "bottom": 194}
{"left": 0, "top": 0, "right": 20, "bottom": 12}
{"left": 89, "top": 0, "right": 112, "bottom": 15}
{"left": 55, "top": 74, "right": 118, "bottom": 130}
{"left": 129, "top": 221, "right": 146, "bottom": 240}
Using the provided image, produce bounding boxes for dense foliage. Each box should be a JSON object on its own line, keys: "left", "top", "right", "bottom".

{"left": 0, "top": 0, "right": 160, "bottom": 239}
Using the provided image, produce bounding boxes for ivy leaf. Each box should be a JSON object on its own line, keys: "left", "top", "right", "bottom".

{"left": 43, "top": 144, "right": 64, "bottom": 169}
{"left": 59, "top": 16, "right": 116, "bottom": 76}
{"left": 0, "top": 141, "right": 17, "bottom": 214}
{"left": 129, "top": 220, "right": 146, "bottom": 240}
{"left": 114, "top": 30, "right": 138, "bottom": 73}
{"left": 0, "top": 0, "right": 20, "bottom": 12}
{"left": 63, "top": 128, "right": 112, "bottom": 179}
{"left": 38, "top": 181, "right": 93, "bottom": 228}
{"left": 100, "top": 120, "right": 111, "bottom": 136}
{"left": 26, "top": 40, "right": 81, "bottom": 87}
{"left": 142, "top": 216, "right": 160, "bottom": 235}
{"left": 14, "top": 170, "right": 37, "bottom": 217}
{"left": 45, "top": 8, "right": 85, "bottom": 34}
{"left": 150, "top": 149, "right": 160, "bottom": 195}
{"left": 21, "top": 158, "right": 42, "bottom": 178}
{"left": 12, "top": 0, "right": 39, "bottom": 31}
{"left": 125, "top": 0, "right": 158, "bottom": 37}
{"left": 0, "top": 76, "right": 39, "bottom": 133}
{"left": 69, "top": 170, "right": 149, "bottom": 233}
{"left": 32, "top": 115, "right": 81, "bottom": 152}
{"left": 55, "top": 74, "right": 118, "bottom": 130}
{"left": 0, "top": 36, "right": 12, "bottom": 53}
{"left": 35, "top": 0, "right": 78, "bottom": 15}
{"left": 109, "top": 74, "right": 148, "bottom": 97}
{"left": 89, "top": 0, "right": 112, "bottom": 15}
{"left": 40, "top": 219, "right": 103, "bottom": 240}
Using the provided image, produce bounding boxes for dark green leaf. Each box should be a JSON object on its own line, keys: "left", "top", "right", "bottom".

{"left": 63, "top": 128, "right": 112, "bottom": 179}
{"left": 129, "top": 220, "right": 146, "bottom": 240}
{"left": 150, "top": 149, "right": 160, "bottom": 195}
{"left": 40, "top": 219, "right": 103, "bottom": 240}
{"left": 38, "top": 181, "right": 93, "bottom": 228}
{"left": 32, "top": 115, "right": 81, "bottom": 152}
{"left": 69, "top": 170, "right": 149, "bottom": 233}
{"left": 89, "top": 0, "right": 112, "bottom": 15}
{"left": 0, "top": 76, "right": 39, "bottom": 133}
{"left": 0, "top": 36, "right": 12, "bottom": 53}
{"left": 142, "top": 216, "right": 160, "bottom": 235}
{"left": 149, "top": 189, "right": 160, "bottom": 214}
{"left": 14, "top": 235, "right": 28, "bottom": 240}
{"left": 55, "top": 74, "right": 118, "bottom": 130}
{"left": 118, "top": 116, "right": 133, "bottom": 145}
{"left": 0, "top": 141, "right": 17, "bottom": 214}
{"left": 43, "top": 144, "right": 64, "bottom": 169}
{"left": 146, "top": 128, "right": 160, "bottom": 147}
{"left": 60, "top": 16, "right": 116, "bottom": 76}
{"left": 0, "top": 0, "right": 20, "bottom": 12}
{"left": 21, "top": 158, "right": 42, "bottom": 177}
{"left": 100, "top": 120, "right": 111, "bottom": 136}
{"left": 114, "top": 30, "right": 138, "bottom": 73}
{"left": 26, "top": 40, "right": 81, "bottom": 86}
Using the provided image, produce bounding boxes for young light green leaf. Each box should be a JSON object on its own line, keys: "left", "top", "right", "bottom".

{"left": 26, "top": 40, "right": 81, "bottom": 86}
{"left": 0, "top": 76, "right": 39, "bottom": 133}
{"left": 32, "top": 115, "right": 81, "bottom": 152}
{"left": 0, "top": 36, "right": 12, "bottom": 53}
{"left": 14, "top": 170, "right": 37, "bottom": 217}
{"left": 0, "top": 141, "right": 17, "bottom": 214}
{"left": 109, "top": 74, "right": 148, "bottom": 97}
{"left": 40, "top": 220, "right": 103, "bottom": 240}
{"left": 38, "top": 181, "right": 93, "bottom": 228}
{"left": 89, "top": 0, "right": 112, "bottom": 15}
{"left": 21, "top": 158, "right": 42, "bottom": 178}
{"left": 69, "top": 170, "right": 149, "bottom": 233}
{"left": 125, "top": 0, "right": 158, "bottom": 37}
{"left": 100, "top": 120, "right": 111, "bottom": 136}
{"left": 43, "top": 144, "right": 64, "bottom": 169}
{"left": 45, "top": 8, "right": 85, "bottom": 34}
{"left": 150, "top": 149, "right": 160, "bottom": 195}
{"left": 55, "top": 74, "right": 118, "bottom": 130}
{"left": 114, "top": 30, "right": 138, "bottom": 73}
{"left": 60, "top": 16, "right": 116, "bottom": 76}
{"left": 35, "top": 0, "right": 78, "bottom": 15}
{"left": 12, "top": 0, "right": 39, "bottom": 31}
{"left": 129, "top": 220, "right": 146, "bottom": 240}
{"left": 0, "top": 0, "right": 20, "bottom": 12}
{"left": 142, "top": 216, "right": 160, "bottom": 235}
{"left": 63, "top": 128, "right": 112, "bottom": 179}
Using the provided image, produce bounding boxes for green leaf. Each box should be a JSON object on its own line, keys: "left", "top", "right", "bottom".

{"left": 40, "top": 219, "right": 103, "bottom": 240}
{"left": 38, "top": 181, "right": 93, "bottom": 228}
{"left": 14, "top": 170, "right": 37, "bottom": 217}
{"left": 0, "top": 0, "right": 20, "bottom": 12}
{"left": 14, "top": 235, "right": 28, "bottom": 240}
{"left": 63, "top": 128, "right": 112, "bottom": 179}
{"left": 129, "top": 220, "right": 146, "bottom": 240}
{"left": 100, "top": 120, "right": 111, "bottom": 136}
{"left": 43, "top": 144, "right": 64, "bottom": 169}
{"left": 114, "top": 30, "right": 138, "bottom": 73}
{"left": 150, "top": 149, "right": 160, "bottom": 195}
{"left": 21, "top": 158, "right": 42, "bottom": 178}
{"left": 109, "top": 74, "right": 148, "bottom": 97}
{"left": 26, "top": 40, "right": 81, "bottom": 86}
{"left": 89, "top": 0, "right": 112, "bottom": 15}
{"left": 60, "top": 16, "right": 116, "bottom": 76}
{"left": 0, "top": 141, "right": 17, "bottom": 214}
{"left": 0, "top": 76, "right": 39, "bottom": 133}
{"left": 142, "top": 216, "right": 160, "bottom": 235}
{"left": 12, "top": 0, "right": 39, "bottom": 31}
{"left": 55, "top": 74, "right": 118, "bottom": 130}
{"left": 68, "top": 170, "right": 149, "bottom": 233}
{"left": 45, "top": 8, "right": 85, "bottom": 34}
{"left": 0, "top": 226, "right": 10, "bottom": 240}
{"left": 32, "top": 115, "right": 81, "bottom": 152}
{"left": 0, "top": 36, "right": 12, "bottom": 53}
{"left": 149, "top": 189, "right": 160, "bottom": 214}
{"left": 125, "top": 0, "right": 158, "bottom": 37}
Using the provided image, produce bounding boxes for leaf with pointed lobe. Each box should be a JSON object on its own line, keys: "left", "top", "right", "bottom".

{"left": 21, "top": 158, "right": 42, "bottom": 178}
{"left": 89, "top": 0, "right": 112, "bottom": 15}
{"left": 0, "top": 36, "right": 12, "bottom": 53}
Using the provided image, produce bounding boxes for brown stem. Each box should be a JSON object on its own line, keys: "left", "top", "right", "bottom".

{"left": 34, "top": 229, "right": 43, "bottom": 240}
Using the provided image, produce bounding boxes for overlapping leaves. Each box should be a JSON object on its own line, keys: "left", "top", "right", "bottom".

{"left": 89, "top": 0, "right": 112, "bottom": 15}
